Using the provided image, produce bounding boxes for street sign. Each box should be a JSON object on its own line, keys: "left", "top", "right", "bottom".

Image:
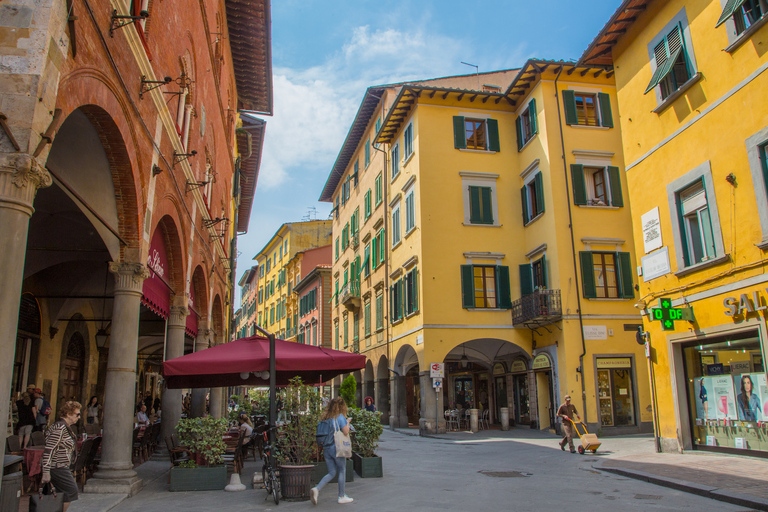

{"left": 432, "top": 378, "right": 442, "bottom": 389}
{"left": 430, "top": 363, "right": 444, "bottom": 378}
{"left": 649, "top": 298, "right": 694, "bottom": 331}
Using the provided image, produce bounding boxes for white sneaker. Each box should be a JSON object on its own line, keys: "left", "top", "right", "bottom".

{"left": 338, "top": 495, "right": 353, "bottom": 504}
{"left": 310, "top": 487, "right": 318, "bottom": 505}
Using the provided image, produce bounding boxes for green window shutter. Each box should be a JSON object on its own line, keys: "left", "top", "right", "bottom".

{"left": 379, "top": 230, "right": 385, "bottom": 263}
{"left": 487, "top": 119, "right": 500, "bottom": 152}
{"left": 460, "top": 265, "right": 474, "bottom": 308}
{"left": 481, "top": 187, "right": 493, "bottom": 224}
{"left": 497, "top": 265, "right": 512, "bottom": 309}
{"left": 598, "top": 93, "right": 613, "bottom": 128}
{"left": 529, "top": 99, "right": 538, "bottom": 135}
{"left": 519, "top": 264, "right": 533, "bottom": 296}
{"left": 453, "top": 116, "right": 466, "bottom": 149}
{"left": 716, "top": 0, "right": 745, "bottom": 26}
{"left": 372, "top": 236, "right": 378, "bottom": 268}
{"left": 676, "top": 194, "right": 691, "bottom": 266}
{"left": 520, "top": 186, "right": 530, "bottom": 225}
{"left": 562, "top": 90, "right": 578, "bottom": 125}
{"left": 607, "top": 166, "right": 623, "bottom": 207}
{"left": 570, "top": 164, "right": 587, "bottom": 206}
{"left": 534, "top": 172, "right": 544, "bottom": 215}
{"left": 540, "top": 254, "right": 548, "bottom": 288}
{"left": 579, "top": 252, "right": 597, "bottom": 299}
{"left": 644, "top": 41, "right": 682, "bottom": 94}
{"left": 469, "top": 186, "right": 481, "bottom": 223}
{"left": 617, "top": 252, "right": 635, "bottom": 299}
{"left": 412, "top": 268, "right": 419, "bottom": 312}
{"left": 515, "top": 116, "right": 524, "bottom": 151}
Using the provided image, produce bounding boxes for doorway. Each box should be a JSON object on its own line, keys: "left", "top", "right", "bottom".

{"left": 494, "top": 376, "right": 507, "bottom": 424}
{"left": 513, "top": 374, "right": 530, "bottom": 424}
{"left": 61, "top": 333, "right": 85, "bottom": 402}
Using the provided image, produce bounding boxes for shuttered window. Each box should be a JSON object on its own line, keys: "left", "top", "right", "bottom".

{"left": 460, "top": 265, "right": 512, "bottom": 309}
{"left": 644, "top": 25, "right": 692, "bottom": 99}
{"left": 562, "top": 91, "right": 613, "bottom": 127}
{"left": 515, "top": 99, "right": 537, "bottom": 151}
{"left": 453, "top": 116, "right": 501, "bottom": 152}
{"left": 469, "top": 186, "right": 494, "bottom": 224}
{"left": 580, "top": 251, "right": 634, "bottom": 299}
{"left": 570, "top": 165, "right": 623, "bottom": 207}
{"left": 521, "top": 172, "right": 545, "bottom": 224}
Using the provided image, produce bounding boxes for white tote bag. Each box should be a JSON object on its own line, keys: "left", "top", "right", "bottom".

{"left": 333, "top": 417, "right": 352, "bottom": 458}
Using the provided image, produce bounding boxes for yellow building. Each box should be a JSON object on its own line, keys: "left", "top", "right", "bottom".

{"left": 582, "top": 0, "right": 768, "bottom": 454}
{"left": 324, "top": 66, "right": 650, "bottom": 436}
{"left": 253, "top": 221, "right": 332, "bottom": 339}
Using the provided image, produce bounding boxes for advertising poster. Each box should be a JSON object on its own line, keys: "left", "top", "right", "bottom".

{"left": 733, "top": 373, "right": 768, "bottom": 421}
{"left": 712, "top": 376, "right": 737, "bottom": 420}
{"left": 694, "top": 377, "right": 714, "bottom": 420}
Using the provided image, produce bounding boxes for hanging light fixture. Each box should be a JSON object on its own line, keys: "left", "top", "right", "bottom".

{"left": 460, "top": 345, "right": 469, "bottom": 368}
{"left": 96, "top": 266, "right": 111, "bottom": 350}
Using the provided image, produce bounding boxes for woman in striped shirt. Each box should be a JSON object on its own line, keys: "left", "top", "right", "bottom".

{"left": 41, "top": 400, "right": 81, "bottom": 511}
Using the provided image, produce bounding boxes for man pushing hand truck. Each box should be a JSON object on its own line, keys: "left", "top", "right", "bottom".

{"left": 557, "top": 395, "right": 581, "bottom": 453}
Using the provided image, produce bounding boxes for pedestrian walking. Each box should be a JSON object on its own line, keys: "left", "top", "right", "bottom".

{"left": 557, "top": 395, "right": 581, "bottom": 453}
{"left": 364, "top": 396, "right": 376, "bottom": 412}
{"left": 310, "top": 397, "right": 354, "bottom": 505}
{"left": 16, "top": 392, "right": 37, "bottom": 448}
{"left": 41, "top": 400, "right": 81, "bottom": 512}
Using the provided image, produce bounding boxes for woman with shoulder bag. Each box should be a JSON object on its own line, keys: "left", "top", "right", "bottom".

{"left": 310, "top": 397, "right": 353, "bottom": 505}
{"left": 40, "top": 401, "right": 81, "bottom": 511}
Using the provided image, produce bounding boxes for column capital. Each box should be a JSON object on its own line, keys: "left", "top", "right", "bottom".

{"left": 0, "top": 153, "right": 51, "bottom": 215}
{"left": 109, "top": 262, "right": 150, "bottom": 294}
{"left": 167, "top": 305, "right": 189, "bottom": 327}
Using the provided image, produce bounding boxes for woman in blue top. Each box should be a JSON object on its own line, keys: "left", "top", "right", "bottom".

{"left": 310, "top": 397, "right": 353, "bottom": 505}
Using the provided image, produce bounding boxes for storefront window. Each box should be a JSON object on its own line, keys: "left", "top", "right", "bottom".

{"left": 684, "top": 330, "right": 767, "bottom": 452}
{"left": 596, "top": 358, "right": 636, "bottom": 427}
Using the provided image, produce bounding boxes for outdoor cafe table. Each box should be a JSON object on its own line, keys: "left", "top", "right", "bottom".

{"left": 23, "top": 446, "right": 44, "bottom": 477}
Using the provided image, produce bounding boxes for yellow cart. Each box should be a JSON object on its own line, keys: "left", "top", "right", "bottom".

{"left": 571, "top": 420, "right": 601, "bottom": 454}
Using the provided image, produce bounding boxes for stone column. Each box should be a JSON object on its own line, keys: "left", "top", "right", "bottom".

{"left": 208, "top": 334, "right": 224, "bottom": 419}
{"left": 500, "top": 407, "right": 510, "bottom": 431}
{"left": 355, "top": 381, "right": 363, "bottom": 408}
{"left": 160, "top": 303, "right": 188, "bottom": 444}
{"left": 86, "top": 262, "right": 149, "bottom": 496}
{"left": 0, "top": 155, "right": 50, "bottom": 484}
{"left": 389, "top": 374, "right": 408, "bottom": 429}
{"left": 375, "top": 378, "right": 389, "bottom": 425}
{"left": 470, "top": 409, "right": 479, "bottom": 433}
{"left": 190, "top": 321, "right": 211, "bottom": 418}
{"left": 418, "top": 371, "right": 444, "bottom": 435}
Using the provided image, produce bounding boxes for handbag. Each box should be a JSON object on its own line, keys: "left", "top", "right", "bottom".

{"left": 29, "top": 483, "right": 64, "bottom": 512}
{"left": 332, "top": 417, "right": 352, "bottom": 458}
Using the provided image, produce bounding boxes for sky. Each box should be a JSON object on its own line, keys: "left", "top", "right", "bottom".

{"left": 234, "top": 0, "right": 620, "bottom": 306}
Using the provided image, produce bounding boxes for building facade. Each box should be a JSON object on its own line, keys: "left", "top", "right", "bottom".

{"left": 582, "top": 0, "right": 768, "bottom": 455}
{"left": 0, "top": 0, "right": 271, "bottom": 492}
{"left": 236, "top": 265, "right": 259, "bottom": 338}
{"left": 294, "top": 263, "right": 332, "bottom": 348}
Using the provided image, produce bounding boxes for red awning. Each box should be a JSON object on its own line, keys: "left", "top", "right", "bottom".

{"left": 185, "top": 282, "right": 199, "bottom": 338}
{"left": 162, "top": 335, "right": 366, "bottom": 389}
{"left": 142, "top": 228, "right": 171, "bottom": 319}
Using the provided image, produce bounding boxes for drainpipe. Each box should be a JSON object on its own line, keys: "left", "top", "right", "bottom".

{"left": 554, "top": 66, "right": 588, "bottom": 425}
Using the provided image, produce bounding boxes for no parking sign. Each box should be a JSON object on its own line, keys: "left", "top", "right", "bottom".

{"left": 430, "top": 363, "right": 444, "bottom": 378}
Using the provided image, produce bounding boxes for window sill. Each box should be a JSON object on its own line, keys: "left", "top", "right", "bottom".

{"left": 523, "top": 212, "right": 544, "bottom": 227}
{"left": 392, "top": 240, "right": 402, "bottom": 251}
{"left": 566, "top": 124, "right": 609, "bottom": 130}
{"left": 391, "top": 172, "right": 401, "bottom": 184}
{"left": 459, "top": 148, "right": 497, "bottom": 154}
{"left": 757, "top": 237, "right": 768, "bottom": 250}
{"left": 724, "top": 15, "right": 768, "bottom": 53}
{"left": 466, "top": 308, "right": 509, "bottom": 312}
{"left": 405, "top": 310, "right": 419, "bottom": 319}
{"left": 391, "top": 318, "right": 404, "bottom": 326}
{"left": 404, "top": 151, "right": 415, "bottom": 167}
{"left": 462, "top": 222, "right": 501, "bottom": 227}
{"left": 674, "top": 253, "right": 730, "bottom": 277}
{"left": 578, "top": 204, "right": 620, "bottom": 210}
{"left": 652, "top": 72, "right": 703, "bottom": 114}
{"left": 518, "top": 134, "right": 538, "bottom": 152}
{"left": 586, "top": 297, "right": 629, "bottom": 301}
{"left": 404, "top": 227, "right": 417, "bottom": 239}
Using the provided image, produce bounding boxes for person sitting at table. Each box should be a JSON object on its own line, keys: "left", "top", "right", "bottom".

{"left": 16, "top": 392, "right": 37, "bottom": 449}
{"left": 42, "top": 401, "right": 81, "bottom": 512}
{"left": 238, "top": 413, "right": 255, "bottom": 458}
{"left": 136, "top": 403, "right": 150, "bottom": 426}
{"left": 86, "top": 396, "right": 101, "bottom": 426}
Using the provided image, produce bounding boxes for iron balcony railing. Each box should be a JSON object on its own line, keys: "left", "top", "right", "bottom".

{"left": 340, "top": 280, "right": 361, "bottom": 310}
{"left": 511, "top": 289, "right": 562, "bottom": 326}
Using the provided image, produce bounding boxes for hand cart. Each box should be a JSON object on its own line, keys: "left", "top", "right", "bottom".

{"left": 571, "top": 420, "right": 601, "bottom": 454}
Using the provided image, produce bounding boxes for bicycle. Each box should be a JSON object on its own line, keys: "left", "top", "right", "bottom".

{"left": 260, "top": 426, "right": 280, "bottom": 505}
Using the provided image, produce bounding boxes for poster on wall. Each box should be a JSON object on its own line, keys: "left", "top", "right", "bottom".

{"left": 733, "top": 373, "right": 768, "bottom": 421}
{"left": 712, "top": 376, "right": 737, "bottom": 420}
{"left": 694, "top": 377, "right": 713, "bottom": 420}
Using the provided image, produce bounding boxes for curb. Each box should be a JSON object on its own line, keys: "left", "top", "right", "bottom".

{"left": 596, "top": 463, "right": 768, "bottom": 511}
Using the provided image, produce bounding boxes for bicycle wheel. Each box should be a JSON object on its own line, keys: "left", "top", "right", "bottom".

{"left": 271, "top": 472, "right": 280, "bottom": 505}
{"left": 262, "top": 464, "right": 272, "bottom": 493}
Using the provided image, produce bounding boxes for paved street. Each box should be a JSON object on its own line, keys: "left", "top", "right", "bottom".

{"left": 70, "top": 428, "right": 757, "bottom": 512}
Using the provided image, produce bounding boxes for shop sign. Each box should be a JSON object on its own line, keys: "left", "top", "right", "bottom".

{"left": 532, "top": 354, "right": 551, "bottom": 370}
{"left": 731, "top": 361, "right": 750, "bottom": 374}
{"left": 583, "top": 325, "right": 607, "bottom": 340}
{"left": 597, "top": 358, "right": 632, "bottom": 369}
{"left": 493, "top": 363, "right": 505, "bottom": 375}
{"left": 641, "top": 246, "right": 670, "bottom": 281}
{"left": 707, "top": 363, "right": 724, "bottom": 375}
{"left": 510, "top": 360, "right": 527, "bottom": 373}
{"left": 641, "top": 207, "right": 663, "bottom": 254}
{"left": 650, "top": 298, "right": 694, "bottom": 330}
{"left": 723, "top": 290, "right": 768, "bottom": 317}
{"left": 430, "top": 363, "right": 444, "bottom": 378}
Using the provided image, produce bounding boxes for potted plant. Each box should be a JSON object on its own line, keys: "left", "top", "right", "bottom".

{"left": 348, "top": 408, "right": 384, "bottom": 478}
{"left": 170, "top": 417, "right": 228, "bottom": 491}
{"left": 228, "top": 393, "right": 253, "bottom": 423}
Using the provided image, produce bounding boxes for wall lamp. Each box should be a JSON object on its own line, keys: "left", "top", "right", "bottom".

{"left": 152, "top": 165, "right": 163, "bottom": 177}
{"left": 204, "top": 217, "right": 229, "bottom": 228}
{"left": 140, "top": 76, "right": 172, "bottom": 99}
{"left": 165, "top": 73, "right": 193, "bottom": 99}
{"left": 185, "top": 179, "right": 209, "bottom": 193}
{"left": 109, "top": 9, "right": 148, "bottom": 37}
{"left": 173, "top": 150, "right": 197, "bottom": 168}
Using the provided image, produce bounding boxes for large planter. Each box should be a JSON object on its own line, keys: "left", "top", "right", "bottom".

{"left": 279, "top": 464, "right": 314, "bottom": 500}
{"left": 352, "top": 451, "right": 382, "bottom": 478}
{"left": 169, "top": 465, "right": 227, "bottom": 492}
{"left": 309, "top": 459, "right": 354, "bottom": 485}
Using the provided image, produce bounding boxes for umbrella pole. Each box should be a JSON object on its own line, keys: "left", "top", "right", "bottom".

{"left": 268, "top": 332, "right": 276, "bottom": 468}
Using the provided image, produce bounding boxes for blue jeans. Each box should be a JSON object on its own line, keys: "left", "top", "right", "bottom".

{"left": 316, "top": 446, "right": 345, "bottom": 497}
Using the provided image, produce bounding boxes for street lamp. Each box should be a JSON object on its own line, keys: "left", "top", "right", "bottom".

{"left": 95, "top": 328, "right": 109, "bottom": 349}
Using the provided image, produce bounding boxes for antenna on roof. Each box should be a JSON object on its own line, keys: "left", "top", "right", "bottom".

{"left": 302, "top": 207, "right": 318, "bottom": 222}
{"left": 461, "top": 61, "right": 480, "bottom": 90}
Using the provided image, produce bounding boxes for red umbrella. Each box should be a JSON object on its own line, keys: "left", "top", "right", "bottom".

{"left": 162, "top": 335, "right": 366, "bottom": 389}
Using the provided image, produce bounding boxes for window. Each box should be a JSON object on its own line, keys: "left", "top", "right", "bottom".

{"left": 516, "top": 100, "right": 537, "bottom": 150}
{"left": 334, "top": 322, "right": 339, "bottom": 350}
{"left": 392, "top": 202, "right": 401, "bottom": 247}
{"left": 521, "top": 172, "right": 545, "bottom": 224}
{"left": 460, "top": 265, "right": 512, "bottom": 309}
{"left": 375, "top": 293, "right": 384, "bottom": 331}
{"left": 372, "top": 228, "right": 385, "bottom": 269}
{"left": 334, "top": 196, "right": 339, "bottom": 219}
{"left": 363, "top": 242, "right": 371, "bottom": 278}
{"left": 353, "top": 161, "right": 359, "bottom": 188}
{"left": 351, "top": 208, "right": 359, "bottom": 235}
{"left": 679, "top": 182, "right": 716, "bottom": 265}
{"left": 403, "top": 123, "right": 413, "bottom": 160}
{"left": 391, "top": 144, "right": 400, "bottom": 180}
{"left": 453, "top": 116, "right": 500, "bottom": 152}
{"left": 405, "top": 186, "right": 416, "bottom": 233}
{"left": 579, "top": 251, "right": 634, "bottom": 299}
{"left": 563, "top": 91, "right": 613, "bottom": 127}
{"left": 469, "top": 186, "right": 494, "bottom": 225}
{"left": 364, "top": 189, "right": 372, "bottom": 220}
{"left": 364, "top": 300, "right": 371, "bottom": 344}
{"left": 364, "top": 138, "right": 370, "bottom": 168}
{"left": 644, "top": 24, "right": 693, "bottom": 100}
{"left": 312, "top": 322, "right": 317, "bottom": 347}
{"left": 343, "top": 316, "right": 348, "bottom": 347}
{"left": 375, "top": 116, "right": 382, "bottom": 134}
{"left": 375, "top": 173, "right": 383, "bottom": 206}
{"left": 570, "top": 165, "right": 623, "bottom": 207}
{"left": 353, "top": 312, "right": 359, "bottom": 342}
{"left": 334, "top": 279, "right": 339, "bottom": 306}
{"left": 518, "top": 255, "right": 547, "bottom": 295}
{"left": 717, "top": 0, "right": 766, "bottom": 36}
{"left": 342, "top": 223, "right": 349, "bottom": 250}
{"left": 403, "top": 267, "right": 419, "bottom": 316}
{"left": 335, "top": 237, "right": 339, "bottom": 261}
{"left": 390, "top": 278, "right": 403, "bottom": 322}
{"left": 746, "top": 129, "right": 768, "bottom": 245}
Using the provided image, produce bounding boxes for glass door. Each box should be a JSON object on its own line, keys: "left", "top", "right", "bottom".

{"left": 514, "top": 374, "right": 530, "bottom": 424}
{"left": 598, "top": 369, "right": 614, "bottom": 427}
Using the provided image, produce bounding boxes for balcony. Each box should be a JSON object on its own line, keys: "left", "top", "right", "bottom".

{"left": 512, "top": 289, "right": 562, "bottom": 327}
{"left": 351, "top": 234, "right": 359, "bottom": 249}
{"left": 353, "top": 339, "right": 360, "bottom": 353}
{"left": 285, "top": 327, "right": 296, "bottom": 340}
{"left": 340, "top": 280, "right": 361, "bottom": 311}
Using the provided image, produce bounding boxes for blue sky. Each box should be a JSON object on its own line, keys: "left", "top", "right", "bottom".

{"left": 235, "top": 0, "right": 619, "bottom": 306}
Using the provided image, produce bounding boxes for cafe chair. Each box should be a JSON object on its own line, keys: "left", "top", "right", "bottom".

{"left": 480, "top": 409, "right": 490, "bottom": 431}
{"left": 71, "top": 437, "right": 94, "bottom": 487}
{"left": 221, "top": 433, "right": 244, "bottom": 474}
{"left": 444, "top": 410, "right": 458, "bottom": 431}
{"left": 30, "top": 431, "right": 45, "bottom": 446}
{"left": 6, "top": 435, "right": 23, "bottom": 455}
{"left": 86, "top": 436, "right": 102, "bottom": 475}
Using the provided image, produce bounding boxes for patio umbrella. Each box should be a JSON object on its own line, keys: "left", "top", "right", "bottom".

{"left": 162, "top": 335, "right": 366, "bottom": 389}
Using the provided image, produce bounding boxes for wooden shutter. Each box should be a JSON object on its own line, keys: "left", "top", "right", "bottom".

{"left": 617, "top": 252, "right": 634, "bottom": 299}
{"left": 481, "top": 187, "right": 494, "bottom": 224}
{"left": 598, "top": 93, "right": 613, "bottom": 128}
{"left": 469, "top": 186, "right": 481, "bottom": 223}
{"left": 515, "top": 116, "right": 524, "bottom": 151}
{"left": 460, "top": 265, "right": 474, "bottom": 308}
{"left": 410, "top": 269, "right": 419, "bottom": 313}
{"left": 497, "top": 265, "right": 512, "bottom": 309}
{"left": 453, "top": 116, "right": 466, "bottom": 149}
{"left": 534, "top": 172, "right": 545, "bottom": 215}
{"left": 539, "top": 254, "right": 548, "bottom": 289}
{"left": 487, "top": 119, "right": 500, "bottom": 152}
{"left": 529, "top": 99, "right": 538, "bottom": 135}
{"left": 521, "top": 186, "right": 530, "bottom": 225}
{"left": 563, "top": 90, "right": 578, "bottom": 125}
{"left": 379, "top": 230, "right": 385, "bottom": 263}
{"left": 607, "top": 166, "right": 623, "bottom": 207}
{"left": 579, "top": 252, "right": 597, "bottom": 299}
{"left": 519, "top": 264, "right": 533, "bottom": 296}
{"left": 570, "top": 164, "right": 587, "bottom": 205}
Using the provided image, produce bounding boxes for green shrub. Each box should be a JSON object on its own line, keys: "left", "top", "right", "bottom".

{"left": 176, "top": 417, "right": 228, "bottom": 465}
{"left": 227, "top": 394, "right": 253, "bottom": 423}
{"left": 348, "top": 408, "right": 383, "bottom": 457}
{"left": 340, "top": 374, "right": 357, "bottom": 409}
{"left": 276, "top": 377, "right": 323, "bottom": 465}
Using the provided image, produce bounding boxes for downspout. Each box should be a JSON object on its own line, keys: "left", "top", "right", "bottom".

{"left": 554, "top": 67, "right": 588, "bottom": 425}
{"left": 229, "top": 158, "right": 241, "bottom": 342}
